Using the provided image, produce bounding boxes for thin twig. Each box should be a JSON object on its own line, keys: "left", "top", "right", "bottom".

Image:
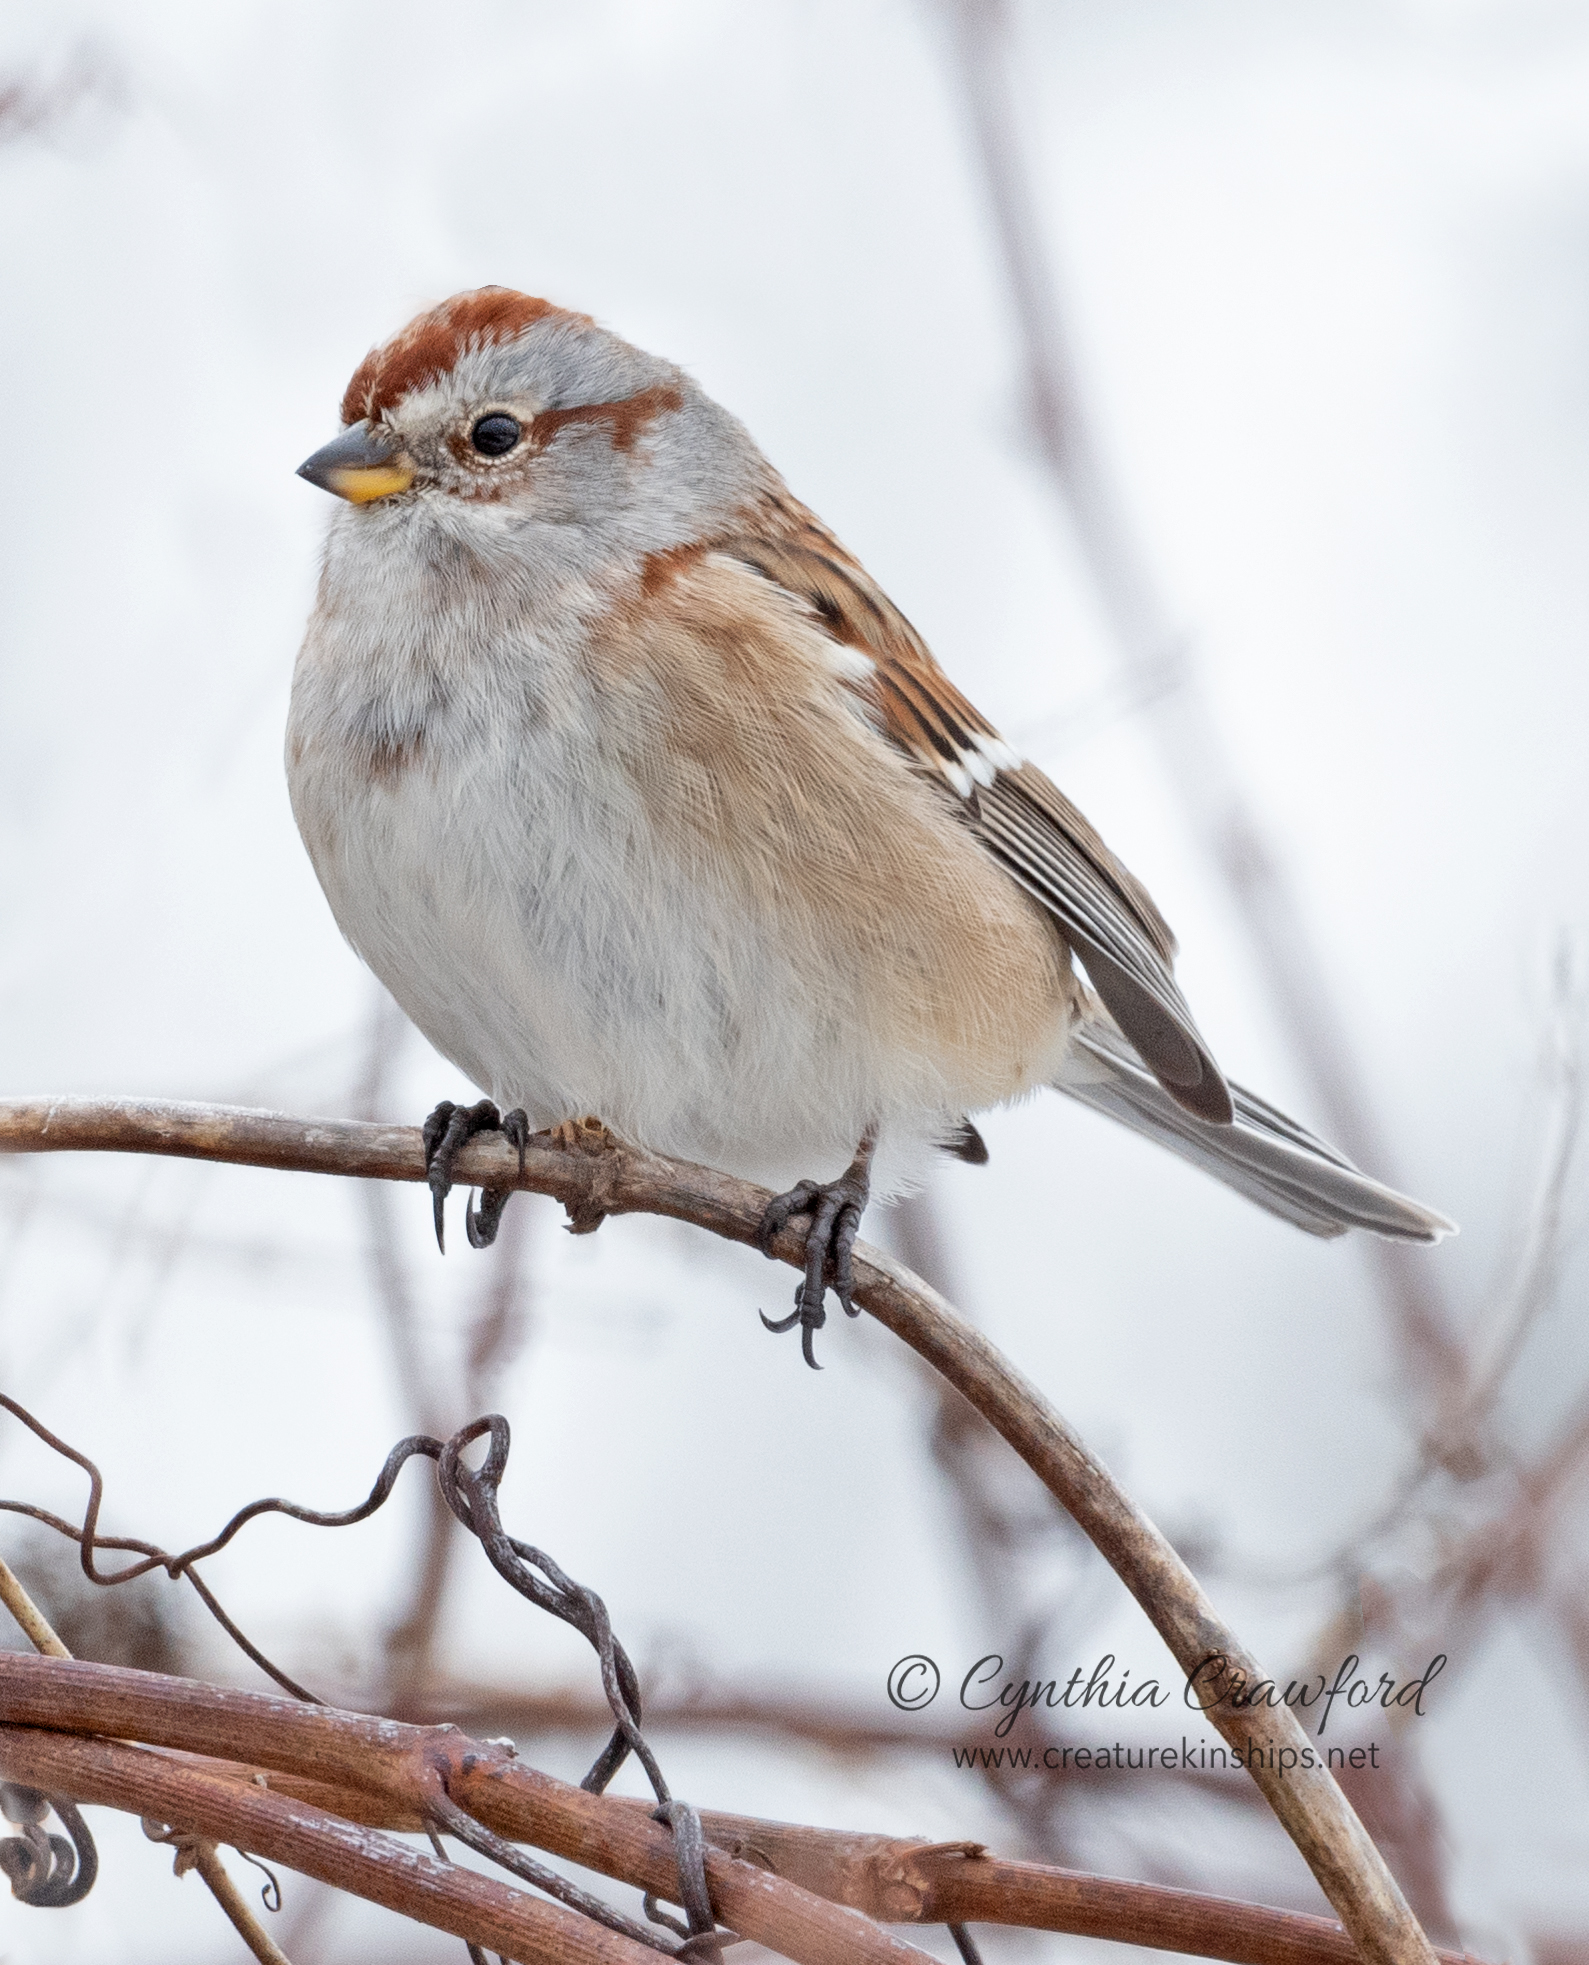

{"left": 190, "top": 1843, "right": 294, "bottom": 1965}
{"left": 0, "top": 1555, "right": 70, "bottom": 1658}
{"left": 143, "top": 1826, "right": 295, "bottom": 1965}
{"left": 391, "top": 1675, "right": 1261, "bottom": 1802}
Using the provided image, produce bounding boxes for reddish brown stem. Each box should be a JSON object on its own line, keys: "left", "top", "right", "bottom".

{"left": 0, "top": 1655, "right": 929, "bottom": 1965}
{"left": 0, "top": 1098, "right": 1435, "bottom": 1965}
{"left": 0, "top": 1727, "right": 653, "bottom": 1965}
{"left": 0, "top": 1659, "right": 1492, "bottom": 1965}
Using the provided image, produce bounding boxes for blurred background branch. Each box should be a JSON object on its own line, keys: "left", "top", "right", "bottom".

{"left": 4, "top": 4, "right": 1588, "bottom": 1957}
{"left": 942, "top": 0, "right": 1465, "bottom": 1419}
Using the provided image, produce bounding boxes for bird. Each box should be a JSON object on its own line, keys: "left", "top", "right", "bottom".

{"left": 289, "top": 286, "right": 1451, "bottom": 1366}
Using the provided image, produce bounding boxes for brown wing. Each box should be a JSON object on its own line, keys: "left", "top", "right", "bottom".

{"left": 716, "top": 492, "right": 1235, "bottom": 1125}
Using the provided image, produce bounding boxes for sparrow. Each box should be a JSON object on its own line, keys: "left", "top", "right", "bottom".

{"left": 290, "top": 288, "right": 1450, "bottom": 1365}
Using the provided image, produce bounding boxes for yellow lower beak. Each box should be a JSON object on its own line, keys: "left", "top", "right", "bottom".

{"left": 324, "top": 461, "right": 417, "bottom": 503}
{"left": 298, "top": 423, "right": 416, "bottom": 504}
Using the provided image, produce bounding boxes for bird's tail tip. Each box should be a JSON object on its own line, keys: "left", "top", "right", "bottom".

{"left": 1055, "top": 1015, "right": 1456, "bottom": 1244}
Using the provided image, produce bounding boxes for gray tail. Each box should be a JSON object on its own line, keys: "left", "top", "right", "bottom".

{"left": 1054, "top": 1014, "right": 1454, "bottom": 1242}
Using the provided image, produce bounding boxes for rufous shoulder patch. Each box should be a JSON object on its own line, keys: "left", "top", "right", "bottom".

{"left": 340, "top": 288, "right": 579, "bottom": 425}
{"left": 638, "top": 539, "right": 709, "bottom": 597}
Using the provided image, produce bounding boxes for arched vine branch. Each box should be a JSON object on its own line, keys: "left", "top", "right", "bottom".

{"left": 0, "top": 1095, "right": 1437, "bottom": 1965}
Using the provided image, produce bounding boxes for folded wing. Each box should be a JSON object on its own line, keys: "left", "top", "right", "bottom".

{"left": 721, "top": 496, "right": 1233, "bottom": 1123}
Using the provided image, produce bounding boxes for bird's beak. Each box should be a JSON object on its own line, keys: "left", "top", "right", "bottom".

{"left": 297, "top": 422, "right": 416, "bottom": 503}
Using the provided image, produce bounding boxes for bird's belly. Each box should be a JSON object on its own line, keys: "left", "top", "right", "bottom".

{"left": 291, "top": 716, "right": 1072, "bottom": 1193}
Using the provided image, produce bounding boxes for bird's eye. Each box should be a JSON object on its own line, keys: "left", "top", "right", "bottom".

{"left": 470, "top": 414, "right": 521, "bottom": 457}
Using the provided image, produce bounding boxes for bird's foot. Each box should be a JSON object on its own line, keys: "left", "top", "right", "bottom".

{"left": 756, "top": 1135, "right": 876, "bottom": 1369}
{"left": 421, "top": 1098, "right": 529, "bottom": 1253}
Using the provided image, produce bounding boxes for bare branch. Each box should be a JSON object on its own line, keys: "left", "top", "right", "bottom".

{"left": 0, "top": 1658, "right": 1493, "bottom": 1965}
{"left": 0, "top": 1724, "right": 661, "bottom": 1965}
{"left": 0, "top": 1655, "right": 933, "bottom": 1965}
{"left": 0, "top": 1555, "right": 70, "bottom": 1658}
{"left": 1, "top": 1096, "right": 1439, "bottom": 1964}
{"left": 684, "top": 1809, "right": 1491, "bottom": 1965}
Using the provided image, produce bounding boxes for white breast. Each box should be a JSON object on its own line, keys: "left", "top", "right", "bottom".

{"left": 288, "top": 512, "right": 1072, "bottom": 1196}
{"left": 293, "top": 611, "right": 894, "bottom": 1194}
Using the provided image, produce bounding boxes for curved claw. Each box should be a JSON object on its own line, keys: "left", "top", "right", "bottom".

{"left": 423, "top": 1100, "right": 458, "bottom": 1251}
{"left": 462, "top": 1108, "right": 531, "bottom": 1250}
{"left": 466, "top": 1188, "right": 510, "bottom": 1248}
{"left": 429, "top": 1104, "right": 484, "bottom": 1253}
{"left": 754, "top": 1134, "right": 876, "bottom": 1367}
{"left": 422, "top": 1097, "right": 514, "bottom": 1253}
{"left": 762, "top": 1281, "right": 827, "bottom": 1370}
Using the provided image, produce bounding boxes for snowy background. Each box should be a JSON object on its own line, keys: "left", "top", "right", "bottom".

{"left": 3, "top": 2, "right": 1589, "bottom": 1959}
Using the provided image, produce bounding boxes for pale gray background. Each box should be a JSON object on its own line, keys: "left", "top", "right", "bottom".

{"left": 2, "top": 2, "right": 1588, "bottom": 1959}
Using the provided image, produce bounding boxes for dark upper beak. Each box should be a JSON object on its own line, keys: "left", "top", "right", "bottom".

{"left": 297, "top": 422, "right": 416, "bottom": 503}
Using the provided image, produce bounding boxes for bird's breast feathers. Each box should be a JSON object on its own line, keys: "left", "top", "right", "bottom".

{"left": 286, "top": 536, "right": 1077, "bottom": 1188}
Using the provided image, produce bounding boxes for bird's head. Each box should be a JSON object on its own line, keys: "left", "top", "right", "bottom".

{"left": 298, "top": 287, "right": 758, "bottom": 544}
